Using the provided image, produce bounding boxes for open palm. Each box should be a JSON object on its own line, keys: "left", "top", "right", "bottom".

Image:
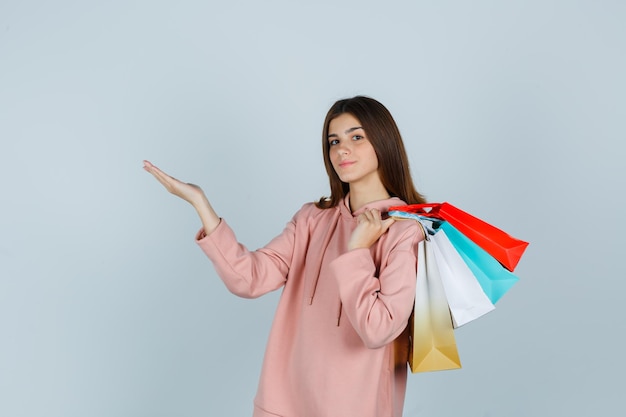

{"left": 143, "top": 160, "right": 207, "bottom": 208}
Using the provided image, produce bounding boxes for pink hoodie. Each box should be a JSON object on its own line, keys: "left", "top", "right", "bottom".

{"left": 196, "top": 195, "right": 423, "bottom": 417}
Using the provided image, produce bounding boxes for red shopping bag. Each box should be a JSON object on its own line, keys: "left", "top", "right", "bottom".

{"left": 388, "top": 203, "right": 529, "bottom": 271}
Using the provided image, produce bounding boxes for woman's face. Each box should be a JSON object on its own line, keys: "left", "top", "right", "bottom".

{"left": 327, "top": 113, "right": 381, "bottom": 188}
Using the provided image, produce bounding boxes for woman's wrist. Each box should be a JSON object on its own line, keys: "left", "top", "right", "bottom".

{"left": 194, "top": 200, "right": 221, "bottom": 235}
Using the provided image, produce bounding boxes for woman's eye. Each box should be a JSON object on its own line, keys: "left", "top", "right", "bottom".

{"left": 352, "top": 135, "right": 363, "bottom": 141}
{"left": 329, "top": 139, "right": 339, "bottom": 146}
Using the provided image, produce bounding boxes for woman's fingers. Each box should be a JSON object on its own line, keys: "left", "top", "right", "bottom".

{"left": 348, "top": 209, "right": 396, "bottom": 250}
{"left": 381, "top": 216, "right": 395, "bottom": 232}
{"left": 144, "top": 160, "right": 183, "bottom": 192}
{"left": 358, "top": 209, "right": 391, "bottom": 229}
{"left": 144, "top": 161, "right": 210, "bottom": 209}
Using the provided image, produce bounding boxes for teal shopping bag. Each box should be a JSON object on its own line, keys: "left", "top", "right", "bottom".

{"left": 438, "top": 222, "right": 519, "bottom": 304}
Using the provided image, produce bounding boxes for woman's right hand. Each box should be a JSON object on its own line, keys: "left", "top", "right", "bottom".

{"left": 143, "top": 160, "right": 221, "bottom": 234}
{"left": 143, "top": 160, "right": 208, "bottom": 208}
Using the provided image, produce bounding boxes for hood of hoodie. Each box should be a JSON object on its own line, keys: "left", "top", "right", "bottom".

{"left": 339, "top": 193, "right": 405, "bottom": 219}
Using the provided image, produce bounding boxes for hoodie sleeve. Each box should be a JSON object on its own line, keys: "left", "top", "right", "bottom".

{"left": 330, "top": 222, "right": 422, "bottom": 349}
{"left": 196, "top": 215, "right": 297, "bottom": 299}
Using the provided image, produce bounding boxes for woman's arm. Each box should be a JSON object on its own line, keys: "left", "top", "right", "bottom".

{"left": 144, "top": 160, "right": 295, "bottom": 298}
{"left": 332, "top": 218, "right": 423, "bottom": 349}
{"left": 143, "top": 160, "right": 220, "bottom": 234}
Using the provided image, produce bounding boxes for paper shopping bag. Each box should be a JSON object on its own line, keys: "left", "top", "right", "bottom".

{"left": 430, "top": 228, "right": 495, "bottom": 328}
{"left": 439, "top": 222, "right": 519, "bottom": 304}
{"left": 409, "top": 236, "right": 462, "bottom": 373}
{"left": 389, "top": 203, "right": 529, "bottom": 271}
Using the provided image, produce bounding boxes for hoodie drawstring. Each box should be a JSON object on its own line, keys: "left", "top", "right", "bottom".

{"left": 336, "top": 301, "right": 343, "bottom": 326}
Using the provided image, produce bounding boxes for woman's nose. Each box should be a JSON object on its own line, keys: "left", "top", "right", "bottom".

{"left": 336, "top": 141, "right": 350, "bottom": 155}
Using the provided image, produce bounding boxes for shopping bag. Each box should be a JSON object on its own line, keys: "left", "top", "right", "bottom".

{"left": 409, "top": 233, "right": 462, "bottom": 373}
{"left": 439, "top": 222, "right": 519, "bottom": 304}
{"left": 388, "top": 203, "right": 529, "bottom": 271}
{"left": 429, "top": 228, "right": 495, "bottom": 328}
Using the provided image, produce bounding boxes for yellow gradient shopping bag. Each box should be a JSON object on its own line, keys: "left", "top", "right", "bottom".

{"left": 409, "top": 234, "right": 462, "bottom": 373}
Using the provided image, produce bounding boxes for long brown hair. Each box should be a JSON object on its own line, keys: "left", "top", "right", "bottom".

{"left": 316, "top": 96, "right": 426, "bottom": 209}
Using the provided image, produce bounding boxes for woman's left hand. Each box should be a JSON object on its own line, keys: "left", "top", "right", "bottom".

{"left": 348, "top": 209, "right": 395, "bottom": 250}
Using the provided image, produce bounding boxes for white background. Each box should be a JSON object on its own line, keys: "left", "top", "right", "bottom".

{"left": 1, "top": 1, "right": 624, "bottom": 416}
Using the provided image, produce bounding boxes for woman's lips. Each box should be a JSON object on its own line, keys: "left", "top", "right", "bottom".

{"left": 339, "top": 161, "right": 355, "bottom": 168}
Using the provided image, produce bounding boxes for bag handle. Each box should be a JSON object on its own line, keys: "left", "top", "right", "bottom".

{"left": 388, "top": 203, "right": 443, "bottom": 217}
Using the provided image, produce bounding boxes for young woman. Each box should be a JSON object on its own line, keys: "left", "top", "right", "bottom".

{"left": 144, "top": 96, "right": 427, "bottom": 417}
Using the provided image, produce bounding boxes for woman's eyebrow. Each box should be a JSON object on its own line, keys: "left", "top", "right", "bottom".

{"left": 345, "top": 126, "right": 363, "bottom": 134}
{"left": 327, "top": 126, "right": 363, "bottom": 138}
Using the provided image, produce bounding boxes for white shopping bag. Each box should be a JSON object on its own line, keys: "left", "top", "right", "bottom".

{"left": 430, "top": 229, "right": 495, "bottom": 328}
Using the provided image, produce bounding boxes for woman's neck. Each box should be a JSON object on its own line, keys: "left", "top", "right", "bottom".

{"left": 348, "top": 182, "right": 391, "bottom": 212}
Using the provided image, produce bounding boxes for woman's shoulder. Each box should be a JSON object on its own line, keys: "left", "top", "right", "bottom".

{"left": 292, "top": 201, "right": 337, "bottom": 222}
{"left": 386, "top": 218, "right": 425, "bottom": 245}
